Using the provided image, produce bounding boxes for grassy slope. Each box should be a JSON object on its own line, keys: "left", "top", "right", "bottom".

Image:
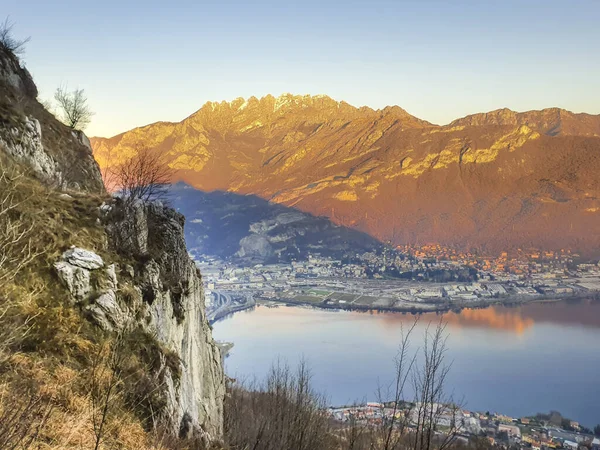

{"left": 0, "top": 156, "right": 199, "bottom": 449}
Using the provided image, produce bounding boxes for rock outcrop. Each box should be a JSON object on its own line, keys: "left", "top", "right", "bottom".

{"left": 0, "top": 45, "right": 225, "bottom": 442}
{"left": 53, "top": 199, "right": 225, "bottom": 440}
{"left": 0, "top": 46, "right": 104, "bottom": 191}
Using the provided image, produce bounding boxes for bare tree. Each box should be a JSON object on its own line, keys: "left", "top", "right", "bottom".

{"left": 54, "top": 85, "right": 94, "bottom": 130}
{"left": 376, "top": 318, "right": 419, "bottom": 450}
{"left": 224, "top": 358, "right": 334, "bottom": 450}
{"left": 0, "top": 17, "right": 30, "bottom": 57}
{"left": 111, "top": 148, "right": 174, "bottom": 205}
{"left": 411, "top": 320, "right": 463, "bottom": 450}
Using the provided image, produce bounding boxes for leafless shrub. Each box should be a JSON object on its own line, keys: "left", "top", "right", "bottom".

{"left": 224, "top": 320, "right": 464, "bottom": 450}
{"left": 374, "top": 318, "right": 419, "bottom": 450}
{"left": 54, "top": 85, "right": 94, "bottom": 131}
{"left": 224, "top": 358, "right": 334, "bottom": 450}
{"left": 0, "top": 164, "right": 37, "bottom": 284}
{"left": 0, "top": 159, "right": 43, "bottom": 364}
{"left": 0, "top": 387, "right": 54, "bottom": 450}
{"left": 0, "top": 17, "right": 30, "bottom": 57}
{"left": 336, "top": 402, "right": 377, "bottom": 450}
{"left": 89, "top": 333, "right": 128, "bottom": 450}
{"left": 111, "top": 148, "right": 174, "bottom": 205}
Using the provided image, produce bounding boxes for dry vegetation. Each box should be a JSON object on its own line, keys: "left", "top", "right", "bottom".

{"left": 0, "top": 17, "right": 30, "bottom": 57}
{"left": 0, "top": 155, "right": 207, "bottom": 449}
{"left": 224, "top": 321, "right": 487, "bottom": 450}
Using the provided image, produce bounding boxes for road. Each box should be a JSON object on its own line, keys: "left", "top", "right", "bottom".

{"left": 207, "top": 290, "right": 255, "bottom": 323}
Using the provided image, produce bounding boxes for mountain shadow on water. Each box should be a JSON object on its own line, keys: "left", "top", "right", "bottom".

{"left": 167, "top": 183, "right": 383, "bottom": 264}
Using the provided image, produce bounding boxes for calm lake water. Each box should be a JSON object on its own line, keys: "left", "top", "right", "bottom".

{"left": 212, "top": 298, "right": 600, "bottom": 427}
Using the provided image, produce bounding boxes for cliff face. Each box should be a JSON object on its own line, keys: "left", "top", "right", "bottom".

{"left": 104, "top": 201, "right": 225, "bottom": 437}
{"left": 55, "top": 202, "right": 225, "bottom": 438}
{"left": 92, "top": 95, "right": 600, "bottom": 256}
{"left": 0, "top": 46, "right": 103, "bottom": 191}
{"left": 0, "top": 46, "right": 225, "bottom": 443}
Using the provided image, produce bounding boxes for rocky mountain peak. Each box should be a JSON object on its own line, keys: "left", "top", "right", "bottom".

{"left": 92, "top": 98, "right": 600, "bottom": 257}
{"left": 450, "top": 107, "right": 600, "bottom": 136}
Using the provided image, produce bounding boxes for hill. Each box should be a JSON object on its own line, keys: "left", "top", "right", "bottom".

{"left": 168, "top": 183, "right": 383, "bottom": 264}
{"left": 92, "top": 94, "right": 600, "bottom": 257}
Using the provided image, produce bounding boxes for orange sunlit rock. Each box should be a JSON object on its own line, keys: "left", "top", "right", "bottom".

{"left": 92, "top": 95, "right": 600, "bottom": 257}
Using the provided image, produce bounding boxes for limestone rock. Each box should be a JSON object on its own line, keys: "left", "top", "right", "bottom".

{"left": 105, "top": 201, "right": 225, "bottom": 439}
{"left": 54, "top": 248, "right": 105, "bottom": 302}
{"left": 85, "top": 290, "right": 125, "bottom": 331}
{"left": 0, "top": 46, "right": 105, "bottom": 193}
{"left": 62, "top": 247, "right": 104, "bottom": 270}
{"left": 105, "top": 264, "right": 118, "bottom": 290}
{"left": 54, "top": 260, "right": 91, "bottom": 302}
{"left": 0, "top": 116, "right": 60, "bottom": 183}
{"left": 236, "top": 234, "right": 273, "bottom": 259}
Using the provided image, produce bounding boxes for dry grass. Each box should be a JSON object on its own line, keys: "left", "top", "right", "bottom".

{"left": 0, "top": 156, "right": 212, "bottom": 449}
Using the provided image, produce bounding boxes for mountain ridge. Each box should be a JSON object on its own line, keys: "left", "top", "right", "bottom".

{"left": 91, "top": 93, "right": 600, "bottom": 140}
{"left": 92, "top": 94, "right": 600, "bottom": 257}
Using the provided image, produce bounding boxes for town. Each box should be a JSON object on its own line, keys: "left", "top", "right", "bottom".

{"left": 194, "top": 245, "right": 600, "bottom": 321}
{"left": 329, "top": 402, "right": 600, "bottom": 450}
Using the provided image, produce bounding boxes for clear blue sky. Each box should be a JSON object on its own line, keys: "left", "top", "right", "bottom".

{"left": 3, "top": 0, "right": 600, "bottom": 137}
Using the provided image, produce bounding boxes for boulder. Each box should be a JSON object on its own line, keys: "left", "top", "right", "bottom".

{"left": 62, "top": 247, "right": 104, "bottom": 270}
{"left": 54, "top": 248, "right": 105, "bottom": 302}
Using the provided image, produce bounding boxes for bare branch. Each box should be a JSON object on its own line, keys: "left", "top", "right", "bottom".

{"left": 0, "top": 17, "right": 30, "bottom": 57}
{"left": 109, "top": 148, "right": 174, "bottom": 206}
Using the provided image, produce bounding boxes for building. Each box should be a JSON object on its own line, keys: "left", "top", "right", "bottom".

{"left": 498, "top": 424, "right": 521, "bottom": 439}
{"left": 563, "top": 440, "right": 578, "bottom": 450}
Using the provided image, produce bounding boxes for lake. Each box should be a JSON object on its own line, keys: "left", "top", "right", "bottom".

{"left": 212, "top": 298, "right": 600, "bottom": 427}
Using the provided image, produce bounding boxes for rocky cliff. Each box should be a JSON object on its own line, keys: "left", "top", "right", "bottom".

{"left": 92, "top": 94, "right": 600, "bottom": 257}
{"left": 0, "top": 45, "right": 225, "bottom": 443}
{"left": 0, "top": 46, "right": 103, "bottom": 191}
{"left": 54, "top": 201, "right": 225, "bottom": 439}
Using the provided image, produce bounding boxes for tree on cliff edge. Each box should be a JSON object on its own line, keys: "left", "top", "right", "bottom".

{"left": 112, "top": 148, "right": 174, "bottom": 205}
{"left": 54, "top": 86, "right": 94, "bottom": 131}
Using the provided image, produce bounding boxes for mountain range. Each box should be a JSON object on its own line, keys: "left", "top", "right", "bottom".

{"left": 91, "top": 94, "right": 600, "bottom": 257}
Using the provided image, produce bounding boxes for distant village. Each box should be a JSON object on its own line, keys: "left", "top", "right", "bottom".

{"left": 329, "top": 402, "right": 600, "bottom": 450}
{"left": 193, "top": 245, "right": 600, "bottom": 320}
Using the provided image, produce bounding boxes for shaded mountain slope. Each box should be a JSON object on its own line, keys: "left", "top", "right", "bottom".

{"left": 168, "top": 183, "right": 383, "bottom": 263}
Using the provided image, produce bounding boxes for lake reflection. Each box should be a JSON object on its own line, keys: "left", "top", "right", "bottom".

{"left": 212, "top": 299, "right": 600, "bottom": 427}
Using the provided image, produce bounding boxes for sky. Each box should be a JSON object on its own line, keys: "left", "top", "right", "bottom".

{"left": 3, "top": 0, "right": 600, "bottom": 137}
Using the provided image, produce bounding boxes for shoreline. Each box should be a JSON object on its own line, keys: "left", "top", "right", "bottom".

{"left": 256, "top": 292, "right": 599, "bottom": 316}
